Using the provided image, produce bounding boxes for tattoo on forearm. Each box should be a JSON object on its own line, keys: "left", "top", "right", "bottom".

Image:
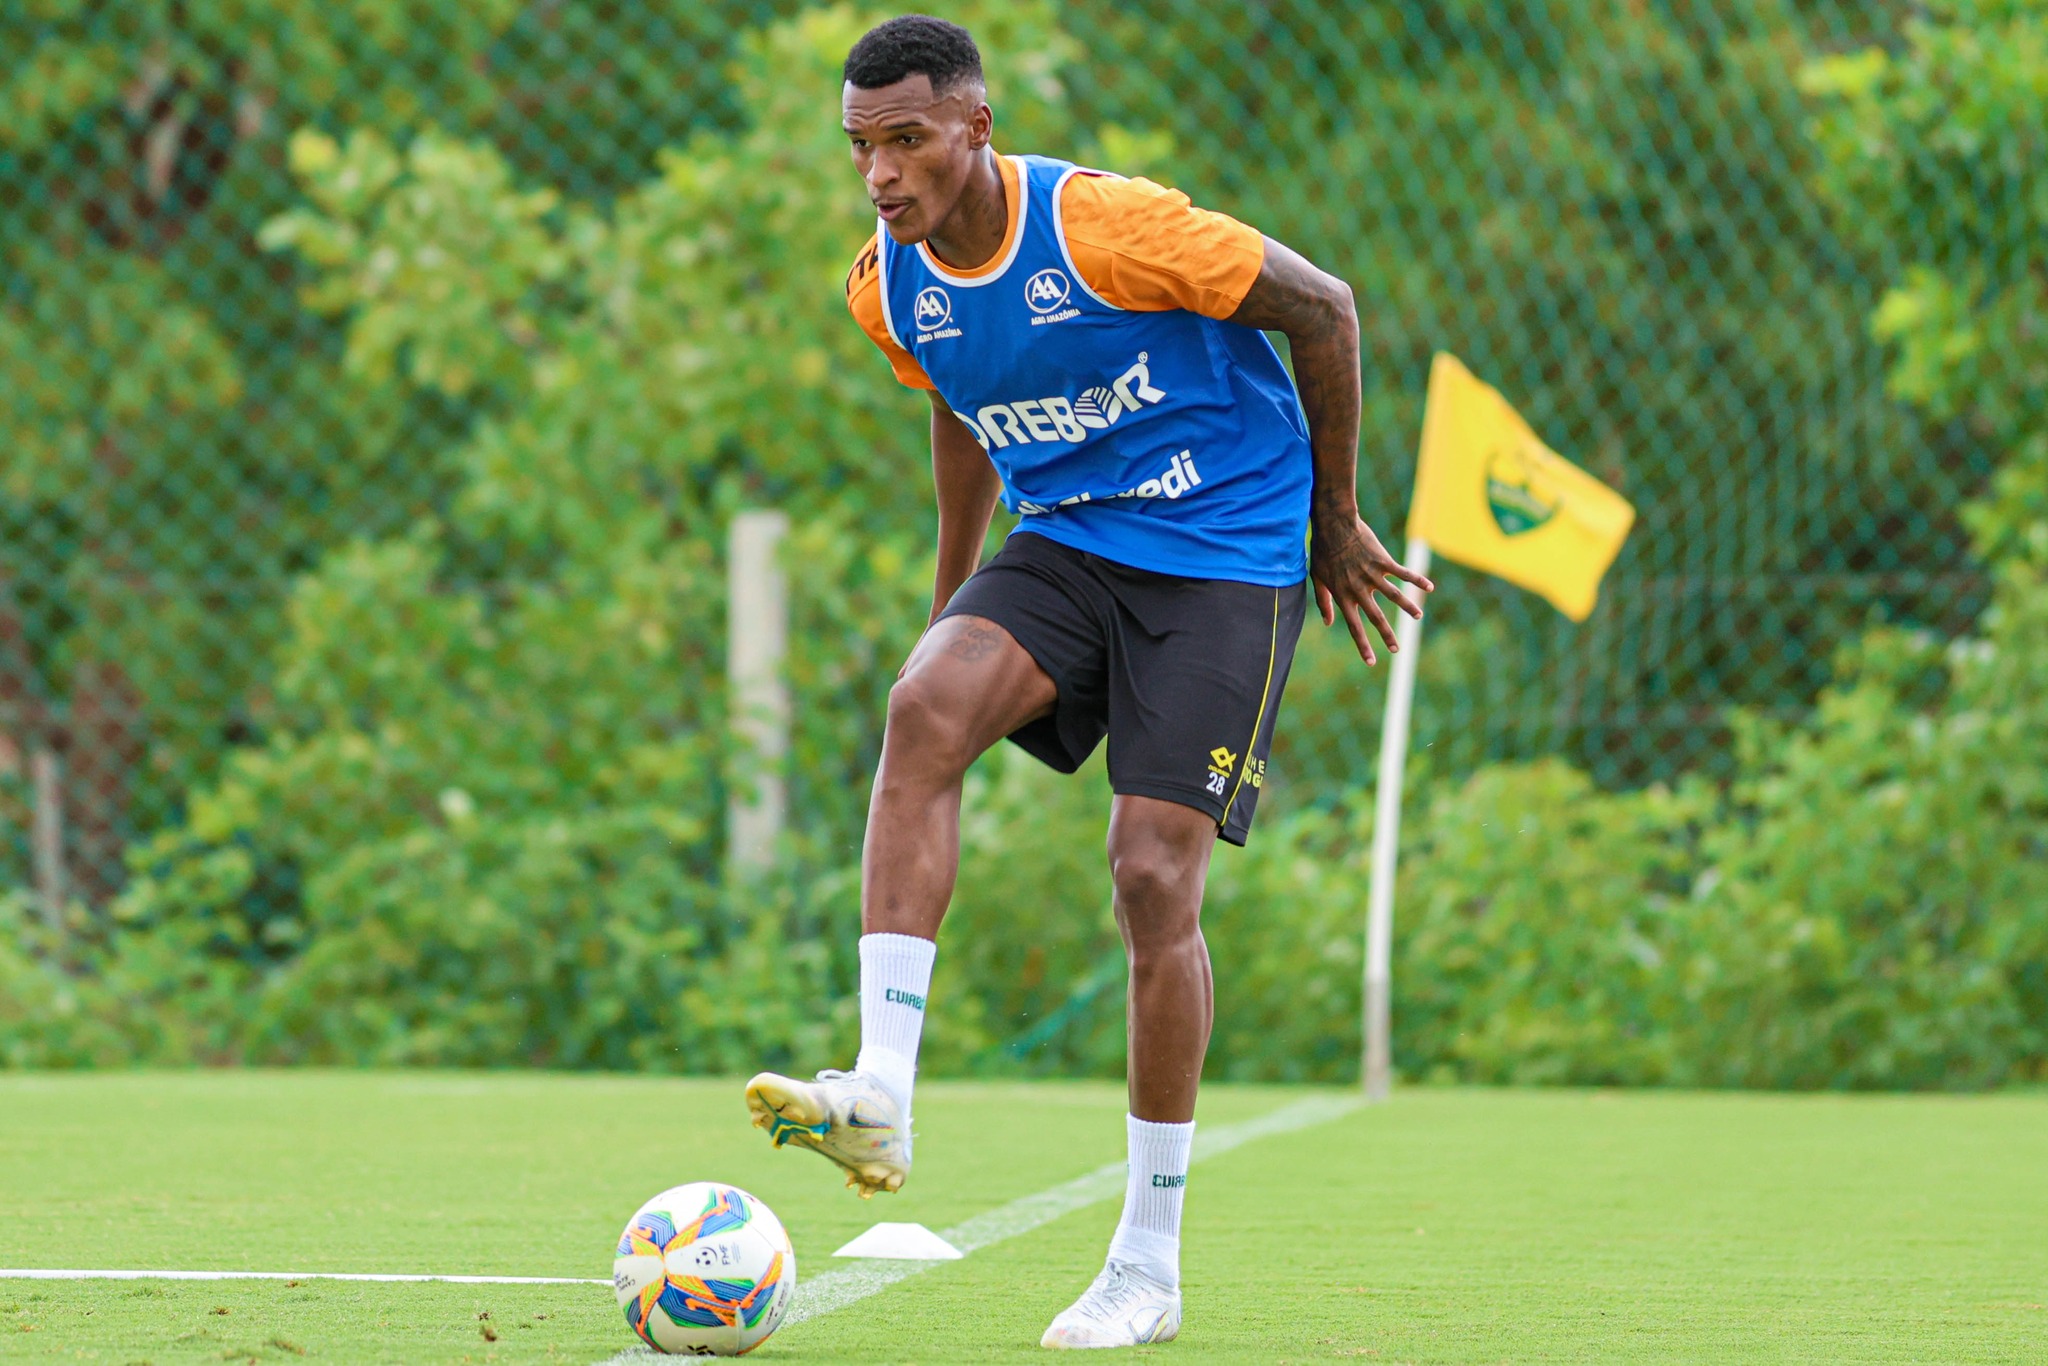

{"left": 1229, "top": 238, "right": 1361, "bottom": 528}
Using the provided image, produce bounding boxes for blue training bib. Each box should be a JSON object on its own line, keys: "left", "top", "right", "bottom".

{"left": 876, "top": 155, "right": 1312, "bottom": 587}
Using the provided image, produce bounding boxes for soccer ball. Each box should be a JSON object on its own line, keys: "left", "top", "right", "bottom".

{"left": 613, "top": 1182, "right": 797, "bottom": 1356}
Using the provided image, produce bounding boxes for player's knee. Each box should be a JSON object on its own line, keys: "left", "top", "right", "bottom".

{"left": 882, "top": 673, "right": 975, "bottom": 776}
{"left": 1107, "top": 840, "right": 1201, "bottom": 935}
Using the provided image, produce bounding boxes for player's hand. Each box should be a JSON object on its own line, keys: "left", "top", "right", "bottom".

{"left": 1309, "top": 511, "right": 1433, "bottom": 666}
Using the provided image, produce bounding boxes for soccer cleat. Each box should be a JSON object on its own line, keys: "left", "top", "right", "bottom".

{"left": 744, "top": 1068, "right": 910, "bottom": 1199}
{"left": 1040, "top": 1262, "right": 1182, "bottom": 1349}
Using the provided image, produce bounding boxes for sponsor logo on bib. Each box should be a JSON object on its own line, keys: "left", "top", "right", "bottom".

{"left": 914, "top": 286, "right": 951, "bottom": 329}
{"left": 1024, "top": 268, "right": 1077, "bottom": 324}
{"left": 956, "top": 354, "right": 1167, "bottom": 451}
{"left": 913, "top": 286, "right": 961, "bottom": 342}
{"left": 1012, "top": 450, "right": 1202, "bottom": 515}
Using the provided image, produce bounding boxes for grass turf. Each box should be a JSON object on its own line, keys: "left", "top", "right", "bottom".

{"left": 1, "top": 1073, "right": 2044, "bottom": 1363}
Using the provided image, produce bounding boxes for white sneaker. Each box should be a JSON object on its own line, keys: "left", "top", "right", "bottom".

{"left": 744, "top": 1068, "right": 910, "bottom": 1198}
{"left": 1040, "top": 1261, "right": 1182, "bottom": 1349}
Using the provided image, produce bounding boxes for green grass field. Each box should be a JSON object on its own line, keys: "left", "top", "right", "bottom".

{"left": 2, "top": 1073, "right": 2044, "bottom": 1364}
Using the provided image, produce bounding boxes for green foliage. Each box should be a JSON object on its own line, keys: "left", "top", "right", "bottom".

{"left": 0, "top": 0, "right": 528, "bottom": 852}
{"left": 1804, "top": 0, "right": 2047, "bottom": 571}
{"left": 3, "top": 0, "right": 2043, "bottom": 1094}
{"left": 1396, "top": 763, "right": 1712, "bottom": 1086}
{"left": 1692, "top": 615, "right": 2048, "bottom": 1088}
{"left": 1380, "top": 0, "right": 2048, "bottom": 1091}
{"left": 1395, "top": 682, "right": 2048, "bottom": 1088}
{"left": 1064, "top": 0, "right": 1979, "bottom": 780}
{"left": 0, "top": 2, "right": 1081, "bottom": 1071}
{"left": 0, "top": 0, "right": 2000, "bottom": 906}
{"left": 0, "top": 0, "right": 802, "bottom": 884}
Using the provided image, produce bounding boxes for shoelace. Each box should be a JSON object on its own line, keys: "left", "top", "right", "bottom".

{"left": 1077, "top": 1264, "right": 1155, "bottom": 1320}
{"left": 807, "top": 1069, "right": 913, "bottom": 1145}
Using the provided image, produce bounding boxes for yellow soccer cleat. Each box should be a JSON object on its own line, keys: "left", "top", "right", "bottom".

{"left": 744, "top": 1069, "right": 910, "bottom": 1199}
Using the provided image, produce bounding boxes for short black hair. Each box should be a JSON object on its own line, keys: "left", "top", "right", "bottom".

{"left": 843, "top": 15, "right": 983, "bottom": 96}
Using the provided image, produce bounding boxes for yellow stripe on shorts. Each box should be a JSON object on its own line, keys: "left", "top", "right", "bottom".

{"left": 1220, "top": 587, "right": 1281, "bottom": 827}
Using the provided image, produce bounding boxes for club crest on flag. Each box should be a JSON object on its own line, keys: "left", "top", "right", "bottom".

{"left": 1407, "top": 352, "right": 1635, "bottom": 621}
{"left": 1484, "top": 442, "right": 1561, "bottom": 536}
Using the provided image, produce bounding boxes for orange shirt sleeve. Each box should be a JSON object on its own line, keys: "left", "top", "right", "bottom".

{"left": 845, "top": 232, "right": 936, "bottom": 391}
{"left": 1058, "top": 173, "right": 1266, "bottom": 318}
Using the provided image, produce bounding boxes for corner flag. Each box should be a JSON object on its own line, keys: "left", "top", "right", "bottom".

{"left": 1362, "top": 352, "right": 1636, "bottom": 1102}
{"left": 1409, "top": 352, "right": 1636, "bottom": 621}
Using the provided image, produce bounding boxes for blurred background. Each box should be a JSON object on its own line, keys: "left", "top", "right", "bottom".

{"left": 0, "top": 0, "right": 2040, "bottom": 1090}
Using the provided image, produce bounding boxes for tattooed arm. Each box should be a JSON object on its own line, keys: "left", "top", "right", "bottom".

{"left": 1227, "top": 237, "right": 1433, "bottom": 664}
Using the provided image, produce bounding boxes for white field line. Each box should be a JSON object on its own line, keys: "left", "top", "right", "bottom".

{"left": 593, "top": 1092, "right": 1362, "bottom": 1364}
{"left": 792, "top": 1093, "right": 1359, "bottom": 1323}
{"left": 0, "top": 1268, "right": 605, "bottom": 1285}
{"left": 1, "top": 1092, "right": 1362, "bottom": 1355}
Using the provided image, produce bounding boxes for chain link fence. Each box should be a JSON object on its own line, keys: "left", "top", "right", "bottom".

{"left": 0, "top": 0, "right": 1992, "bottom": 915}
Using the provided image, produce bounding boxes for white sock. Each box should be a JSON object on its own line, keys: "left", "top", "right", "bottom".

{"left": 853, "top": 932, "right": 936, "bottom": 1116}
{"left": 1105, "top": 1114, "right": 1194, "bottom": 1289}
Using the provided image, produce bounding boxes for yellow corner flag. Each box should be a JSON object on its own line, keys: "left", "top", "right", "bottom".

{"left": 1408, "top": 352, "right": 1636, "bottom": 621}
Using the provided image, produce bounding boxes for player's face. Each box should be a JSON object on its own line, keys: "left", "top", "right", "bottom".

{"left": 842, "top": 75, "right": 991, "bottom": 245}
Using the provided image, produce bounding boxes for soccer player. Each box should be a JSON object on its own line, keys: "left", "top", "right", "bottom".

{"left": 746, "top": 14, "right": 1431, "bottom": 1349}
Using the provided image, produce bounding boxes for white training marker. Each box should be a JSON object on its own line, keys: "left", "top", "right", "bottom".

{"left": 831, "top": 1222, "right": 964, "bottom": 1261}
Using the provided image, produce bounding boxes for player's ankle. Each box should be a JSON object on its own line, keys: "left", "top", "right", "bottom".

{"left": 853, "top": 1045, "right": 915, "bottom": 1116}
{"left": 1106, "top": 1226, "right": 1181, "bottom": 1290}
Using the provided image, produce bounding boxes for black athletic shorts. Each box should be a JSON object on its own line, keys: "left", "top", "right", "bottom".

{"left": 938, "top": 530, "right": 1307, "bottom": 846}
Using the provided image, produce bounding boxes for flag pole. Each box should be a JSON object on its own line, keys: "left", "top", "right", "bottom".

{"left": 1363, "top": 536, "right": 1431, "bottom": 1101}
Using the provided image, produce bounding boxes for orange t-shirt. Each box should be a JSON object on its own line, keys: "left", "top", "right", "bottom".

{"left": 845, "top": 156, "right": 1267, "bottom": 391}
